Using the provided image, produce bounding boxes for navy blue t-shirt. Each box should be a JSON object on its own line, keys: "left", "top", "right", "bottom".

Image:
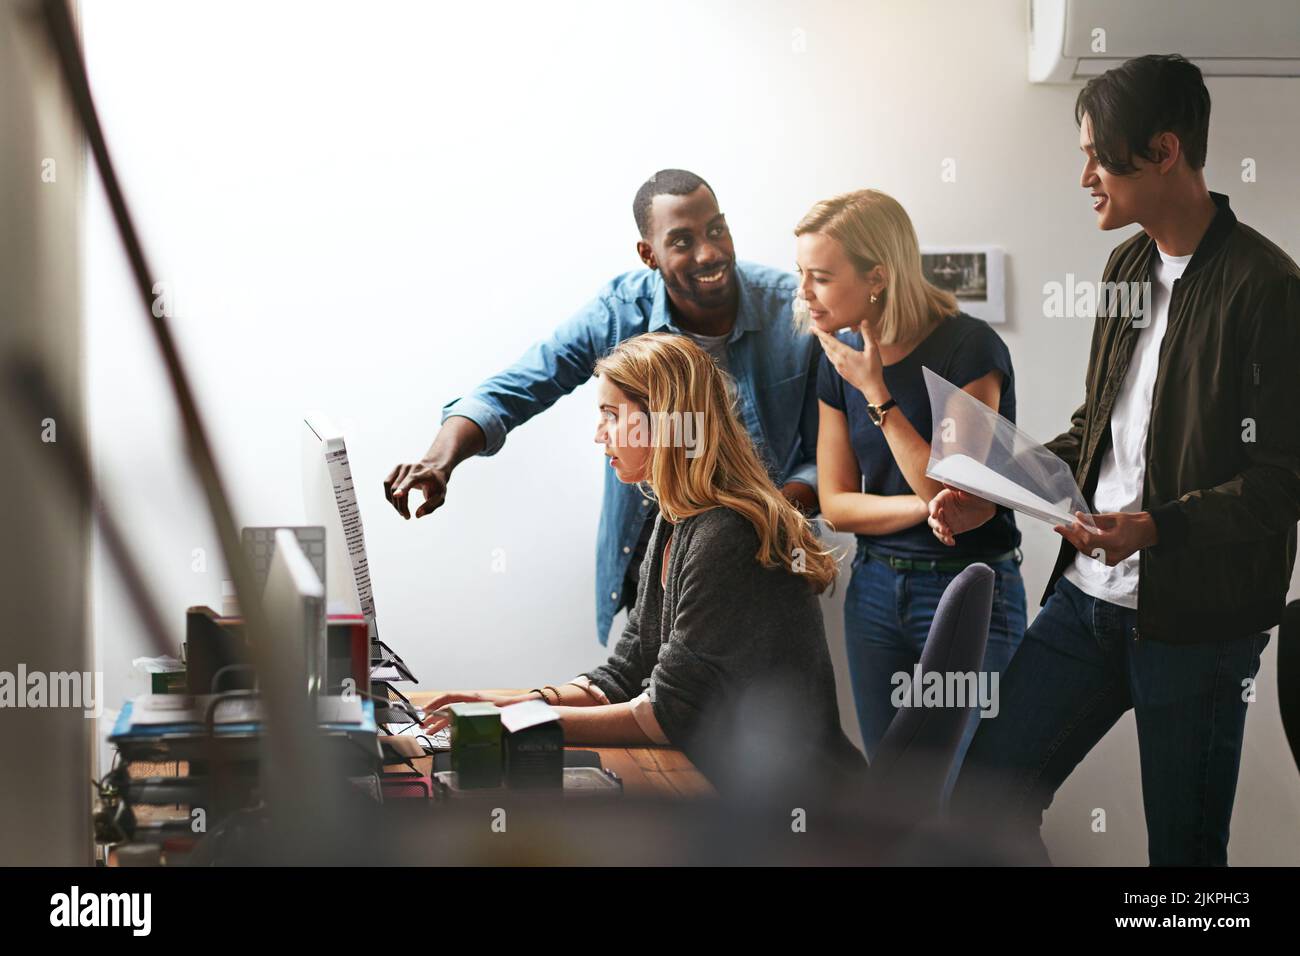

{"left": 817, "top": 312, "right": 1021, "bottom": 559}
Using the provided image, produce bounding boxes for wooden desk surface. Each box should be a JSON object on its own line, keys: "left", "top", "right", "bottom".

{"left": 406, "top": 690, "right": 714, "bottom": 799}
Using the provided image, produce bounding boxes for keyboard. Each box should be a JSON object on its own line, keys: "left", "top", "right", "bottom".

{"left": 382, "top": 720, "right": 451, "bottom": 751}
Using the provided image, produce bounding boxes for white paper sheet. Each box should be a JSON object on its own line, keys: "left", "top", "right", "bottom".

{"left": 927, "top": 453, "right": 1076, "bottom": 528}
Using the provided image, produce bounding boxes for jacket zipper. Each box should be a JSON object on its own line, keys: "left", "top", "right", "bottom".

{"left": 1134, "top": 273, "right": 1180, "bottom": 646}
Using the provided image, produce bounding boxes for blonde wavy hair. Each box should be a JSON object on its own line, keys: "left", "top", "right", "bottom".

{"left": 794, "top": 189, "right": 958, "bottom": 345}
{"left": 594, "top": 333, "right": 838, "bottom": 594}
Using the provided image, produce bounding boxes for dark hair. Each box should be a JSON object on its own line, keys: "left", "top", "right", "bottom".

{"left": 1075, "top": 54, "right": 1211, "bottom": 174}
{"left": 632, "top": 169, "right": 716, "bottom": 238}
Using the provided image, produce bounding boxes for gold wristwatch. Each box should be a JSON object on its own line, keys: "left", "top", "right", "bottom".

{"left": 866, "top": 396, "right": 897, "bottom": 427}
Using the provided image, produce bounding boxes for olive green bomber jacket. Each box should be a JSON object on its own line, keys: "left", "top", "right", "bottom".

{"left": 1043, "top": 192, "right": 1300, "bottom": 643}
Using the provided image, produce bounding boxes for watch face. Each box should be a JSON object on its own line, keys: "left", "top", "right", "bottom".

{"left": 867, "top": 398, "right": 894, "bottom": 426}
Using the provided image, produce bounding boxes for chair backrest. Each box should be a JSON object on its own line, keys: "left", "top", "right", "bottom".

{"left": 869, "top": 562, "right": 995, "bottom": 811}
{"left": 1279, "top": 600, "right": 1300, "bottom": 775}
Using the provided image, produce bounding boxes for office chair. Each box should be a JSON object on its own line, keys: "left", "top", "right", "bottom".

{"left": 869, "top": 562, "right": 994, "bottom": 817}
{"left": 1279, "top": 600, "right": 1300, "bottom": 775}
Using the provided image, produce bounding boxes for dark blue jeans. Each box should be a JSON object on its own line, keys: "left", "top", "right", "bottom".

{"left": 952, "top": 575, "right": 1269, "bottom": 866}
{"left": 842, "top": 544, "right": 1028, "bottom": 795}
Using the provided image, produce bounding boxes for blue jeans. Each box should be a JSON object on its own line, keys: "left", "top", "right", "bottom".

{"left": 952, "top": 575, "right": 1269, "bottom": 866}
{"left": 843, "top": 544, "right": 1028, "bottom": 796}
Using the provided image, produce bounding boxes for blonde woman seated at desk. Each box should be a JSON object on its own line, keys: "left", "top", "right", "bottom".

{"left": 421, "top": 333, "right": 865, "bottom": 789}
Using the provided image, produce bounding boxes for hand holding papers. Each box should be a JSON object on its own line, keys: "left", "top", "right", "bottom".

{"left": 922, "top": 367, "right": 1098, "bottom": 534}
{"left": 928, "top": 454, "right": 1079, "bottom": 528}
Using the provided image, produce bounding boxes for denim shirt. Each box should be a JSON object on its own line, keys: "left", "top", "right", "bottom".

{"left": 440, "top": 260, "right": 818, "bottom": 644}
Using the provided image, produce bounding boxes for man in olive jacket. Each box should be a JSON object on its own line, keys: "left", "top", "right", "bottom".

{"left": 931, "top": 55, "right": 1300, "bottom": 865}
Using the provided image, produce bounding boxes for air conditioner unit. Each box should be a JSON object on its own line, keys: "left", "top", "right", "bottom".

{"left": 1029, "top": 0, "right": 1300, "bottom": 83}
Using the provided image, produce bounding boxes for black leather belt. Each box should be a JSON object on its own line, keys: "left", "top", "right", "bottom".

{"left": 863, "top": 548, "right": 1019, "bottom": 573}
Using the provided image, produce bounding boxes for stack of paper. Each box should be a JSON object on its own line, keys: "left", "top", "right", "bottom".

{"left": 922, "top": 366, "right": 1096, "bottom": 532}
{"left": 928, "top": 454, "right": 1076, "bottom": 528}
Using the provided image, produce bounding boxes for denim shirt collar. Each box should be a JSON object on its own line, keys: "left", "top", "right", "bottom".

{"left": 648, "top": 262, "right": 762, "bottom": 342}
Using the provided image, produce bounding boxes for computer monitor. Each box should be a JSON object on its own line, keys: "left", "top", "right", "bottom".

{"left": 302, "top": 412, "right": 378, "bottom": 639}
{"left": 302, "top": 413, "right": 419, "bottom": 723}
{"left": 263, "top": 529, "right": 327, "bottom": 697}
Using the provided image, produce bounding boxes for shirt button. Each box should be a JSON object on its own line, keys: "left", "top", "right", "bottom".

{"left": 641, "top": 499, "right": 650, "bottom": 507}
{"left": 611, "top": 592, "right": 619, "bottom": 601}
{"left": 623, "top": 546, "right": 631, "bottom": 554}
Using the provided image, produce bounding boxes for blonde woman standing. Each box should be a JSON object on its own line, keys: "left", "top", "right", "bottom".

{"left": 794, "top": 189, "right": 1026, "bottom": 786}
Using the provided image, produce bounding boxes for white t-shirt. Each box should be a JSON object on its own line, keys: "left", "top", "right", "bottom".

{"left": 1064, "top": 248, "right": 1192, "bottom": 608}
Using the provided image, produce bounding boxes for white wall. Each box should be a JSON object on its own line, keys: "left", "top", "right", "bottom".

{"left": 84, "top": 0, "right": 1300, "bottom": 864}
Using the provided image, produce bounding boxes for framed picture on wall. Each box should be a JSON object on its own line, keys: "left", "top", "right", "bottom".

{"left": 920, "top": 246, "right": 1006, "bottom": 325}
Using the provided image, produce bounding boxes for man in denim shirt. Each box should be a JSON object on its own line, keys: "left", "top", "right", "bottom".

{"left": 384, "top": 169, "right": 819, "bottom": 644}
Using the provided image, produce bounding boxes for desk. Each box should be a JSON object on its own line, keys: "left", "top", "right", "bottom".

{"left": 406, "top": 690, "right": 714, "bottom": 799}
{"left": 106, "top": 692, "right": 713, "bottom": 864}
